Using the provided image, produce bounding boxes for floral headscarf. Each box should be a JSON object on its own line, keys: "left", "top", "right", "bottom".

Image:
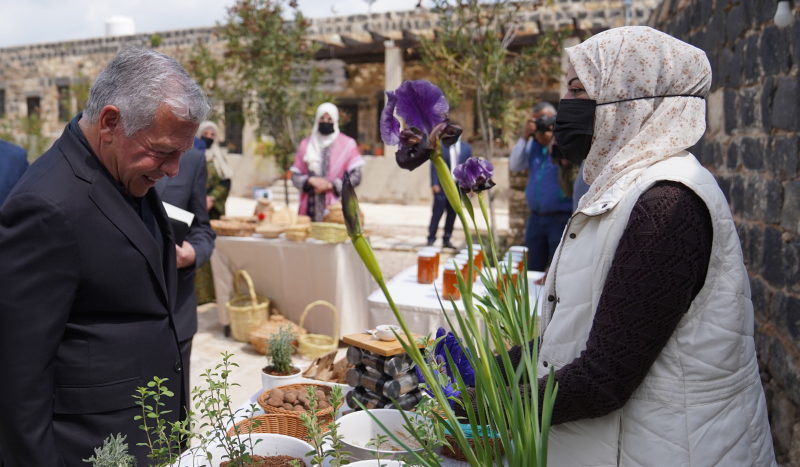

{"left": 566, "top": 26, "right": 711, "bottom": 211}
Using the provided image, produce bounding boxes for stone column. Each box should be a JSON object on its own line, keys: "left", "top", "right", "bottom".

{"left": 384, "top": 40, "right": 403, "bottom": 156}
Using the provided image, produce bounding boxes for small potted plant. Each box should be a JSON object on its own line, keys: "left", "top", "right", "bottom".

{"left": 262, "top": 325, "right": 303, "bottom": 390}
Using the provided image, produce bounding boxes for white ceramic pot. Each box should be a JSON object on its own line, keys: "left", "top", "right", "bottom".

{"left": 170, "top": 433, "right": 315, "bottom": 467}
{"left": 262, "top": 365, "right": 303, "bottom": 390}
{"left": 337, "top": 409, "right": 441, "bottom": 461}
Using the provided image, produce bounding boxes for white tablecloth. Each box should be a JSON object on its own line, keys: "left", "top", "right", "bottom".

{"left": 210, "top": 235, "right": 374, "bottom": 338}
{"left": 367, "top": 265, "right": 546, "bottom": 335}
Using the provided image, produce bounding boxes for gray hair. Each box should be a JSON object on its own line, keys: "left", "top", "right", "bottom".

{"left": 83, "top": 47, "right": 210, "bottom": 136}
{"left": 532, "top": 102, "right": 556, "bottom": 114}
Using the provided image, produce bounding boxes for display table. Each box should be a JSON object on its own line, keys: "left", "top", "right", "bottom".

{"left": 367, "top": 265, "right": 546, "bottom": 335}
{"left": 210, "top": 235, "right": 374, "bottom": 337}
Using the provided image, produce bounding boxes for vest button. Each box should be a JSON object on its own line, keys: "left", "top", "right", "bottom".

{"left": 174, "top": 362, "right": 182, "bottom": 373}
{"left": 548, "top": 295, "right": 555, "bottom": 302}
{"left": 543, "top": 361, "right": 548, "bottom": 367}
{"left": 569, "top": 233, "right": 576, "bottom": 239}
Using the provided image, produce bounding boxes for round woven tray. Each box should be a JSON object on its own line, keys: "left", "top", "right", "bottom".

{"left": 442, "top": 433, "right": 505, "bottom": 462}
{"left": 310, "top": 222, "right": 348, "bottom": 244}
{"left": 226, "top": 270, "right": 270, "bottom": 343}
{"left": 211, "top": 219, "right": 256, "bottom": 237}
{"left": 257, "top": 383, "right": 340, "bottom": 425}
{"left": 256, "top": 224, "right": 285, "bottom": 239}
{"left": 297, "top": 301, "right": 339, "bottom": 360}
{"left": 249, "top": 311, "right": 306, "bottom": 355}
{"left": 226, "top": 413, "right": 313, "bottom": 440}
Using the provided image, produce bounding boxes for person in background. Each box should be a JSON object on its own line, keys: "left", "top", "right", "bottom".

{"left": 0, "top": 140, "right": 28, "bottom": 207}
{"left": 193, "top": 121, "right": 232, "bottom": 305}
{"left": 0, "top": 47, "right": 209, "bottom": 467}
{"left": 509, "top": 102, "right": 573, "bottom": 271}
{"left": 427, "top": 129, "right": 471, "bottom": 249}
{"left": 155, "top": 145, "right": 215, "bottom": 409}
{"left": 572, "top": 161, "right": 590, "bottom": 212}
{"left": 291, "top": 103, "right": 364, "bottom": 222}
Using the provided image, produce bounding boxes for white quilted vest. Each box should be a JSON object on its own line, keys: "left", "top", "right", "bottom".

{"left": 537, "top": 153, "right": 776, "bottom": 467}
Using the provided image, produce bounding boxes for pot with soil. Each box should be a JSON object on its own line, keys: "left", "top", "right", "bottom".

{"left": 208, "top": 433, "right": 314, "bottom": 467}
{"left": 261, "top": 364, "right": 303, "bottom": 390}
{"left": 262, "top": 324, "right": 303, "bottom": 390}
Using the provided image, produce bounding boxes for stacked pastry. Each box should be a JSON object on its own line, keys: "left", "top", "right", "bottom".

{"left": 344, "top": 346, "right": 423, "bottom": 411}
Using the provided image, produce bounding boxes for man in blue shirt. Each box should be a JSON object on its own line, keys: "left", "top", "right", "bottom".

{"left": 0, "top": 140, "right": 28, "bottom": 207}
{"left": 509, "top": 102, "right": 572, "bottom": 271}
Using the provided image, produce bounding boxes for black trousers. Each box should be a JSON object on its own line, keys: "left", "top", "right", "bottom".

{"left": 428, "top": 191, "right": 457, "bottom": 243}
{"left": 179, "top": 337, "right": 192, "bottom": 416}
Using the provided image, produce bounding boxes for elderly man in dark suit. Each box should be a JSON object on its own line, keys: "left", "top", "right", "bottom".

{"left": 0, "top": 140, "right": 28, "bottom": 206}
{"left": 0, "top": 48, "right": 209, "bottom": 467}
{"left": 155, "top": 144, "right": 215, "bottom": 406}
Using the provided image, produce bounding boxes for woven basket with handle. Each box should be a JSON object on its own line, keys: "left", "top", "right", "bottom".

{"left": 257, "top": 383, "right": 340, "bottom": 426}
{"left": 227, "top": 413, "right": 314, "bottom": 440}
{"left": 297, "top": 301, "right": 339, "bottom": 360}
{"left": 249, "top": 309, "right": 306, "bottom": 355}
{"left": 226, "top": 270, "right": 270, "bottom": 343}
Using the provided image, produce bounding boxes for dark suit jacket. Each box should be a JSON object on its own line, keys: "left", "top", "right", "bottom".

{"left": 0, "top": 126, "right": 183, "bottom": 467}
{"left": 430, "top": 141, "right": 472, "bottom": 187}
{"left": 0, "top": 140, "right": 28, "bottom": 207}
{"left": 156, "top": 148, "right": 215, "bottom": 342}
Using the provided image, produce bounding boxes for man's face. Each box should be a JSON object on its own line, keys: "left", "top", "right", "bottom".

{"left": 532, "top": 107, "right": 556, "bottom": 146}
{"left": 108, "top": 106, "right": 198, "bottom": 197}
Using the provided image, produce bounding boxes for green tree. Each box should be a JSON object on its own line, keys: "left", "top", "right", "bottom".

{"left": 419, "top": 0, "right": 566, "bottom": 242}
{"left": 185, "top": 0, "right": 333, "bottom": 205}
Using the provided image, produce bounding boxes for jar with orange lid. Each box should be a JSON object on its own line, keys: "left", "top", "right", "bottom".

{"left": 417, "top": 250, "right": 437, "bottom": 284}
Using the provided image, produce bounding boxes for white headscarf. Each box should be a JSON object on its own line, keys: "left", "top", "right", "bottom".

{"left": 196, "top": 121, "right": 234, "bottom": 180}
{"left": 304, "top": 103, "right": 340, "bottom": 174}
{"left": 566, "top": 26, "right": 711, "bottom": 211}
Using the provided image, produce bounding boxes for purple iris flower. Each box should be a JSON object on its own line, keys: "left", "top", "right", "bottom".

{"left": 380, "top": 80, "right": 463, "bottom": 171}
{"left": 416, "top": 363, "right": 461, "bottom": 409}
{"left": 453, "top": 157, "right": 496, "bottom": 193}
{"left": 417, "top": 327, "right": 475, "bottom": 406}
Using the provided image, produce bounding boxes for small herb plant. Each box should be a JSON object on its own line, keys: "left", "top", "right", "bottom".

{"left": 366, "top": 432, "right": 389, "bottom": 464}
{"left": 82, "top": 433, "right": 137, "bottom": 467}
{"left": 266, "top": 325, "right": 297, "bottom": 374}
{"left": 134, "top": 377, "right": 193, "bottom": 467}
{"left": 293, "top": 384, "right": 351, "bottom": 466}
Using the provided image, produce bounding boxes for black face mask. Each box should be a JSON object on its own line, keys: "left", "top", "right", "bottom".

{"left": 553, "top": 93, "right": 705, "bottom": 165}
{"left": 200, "top": 136, "right": 214, "bottom": 149}
{"left": 318, "top": 122, "right": 335, "bottom": 135}
{"left": 553, "top": 99, "right": 596, "bottom": 165}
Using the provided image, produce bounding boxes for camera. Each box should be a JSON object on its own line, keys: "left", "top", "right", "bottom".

{"left": 535, "top": 115, "right": 556, "bottom": 133}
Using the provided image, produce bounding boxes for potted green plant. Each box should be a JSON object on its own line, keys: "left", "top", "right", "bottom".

{"left": 262, "top": 324, "right": 303, "bottom": 390}
{"left": 341, "top": 79, "right": 558, "bottom": 467}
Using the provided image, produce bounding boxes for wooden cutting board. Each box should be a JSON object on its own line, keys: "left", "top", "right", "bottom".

{"left": 342, "top": 331, "right": 428, "bottom": 357}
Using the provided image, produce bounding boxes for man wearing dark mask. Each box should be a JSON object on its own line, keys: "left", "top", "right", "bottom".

{"left": 509, "top": 102, "right": 573, "bottom": 271}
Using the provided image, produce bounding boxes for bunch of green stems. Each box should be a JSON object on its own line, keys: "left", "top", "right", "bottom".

{"left": 344, "top": 147, "right": 557, "bottom": 466}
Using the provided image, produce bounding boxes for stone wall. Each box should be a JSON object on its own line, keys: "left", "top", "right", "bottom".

{"left": 649, "top": 1, "right": 799, "bottom": 464}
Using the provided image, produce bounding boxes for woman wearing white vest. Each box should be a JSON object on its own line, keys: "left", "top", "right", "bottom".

{"left": 454, "top": 27, "right": 776, "bottom": 466}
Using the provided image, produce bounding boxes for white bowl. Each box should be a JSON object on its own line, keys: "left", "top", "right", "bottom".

{"left": 375, "top": 325, "right": 402, "bottom": 342}
{"left": 170, "top": 433, "right": 315, "bottom": 467}
{"left": 337, "top": 409, "right": 439, "bottom": 461}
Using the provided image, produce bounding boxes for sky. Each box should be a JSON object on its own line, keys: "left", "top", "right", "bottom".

{"left": 0, "top": 0, "right": 419, "bottom": 48}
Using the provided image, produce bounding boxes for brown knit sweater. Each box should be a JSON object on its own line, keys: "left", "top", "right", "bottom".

{"left": 454, "top": 181, "right": 713, "bottom": 425}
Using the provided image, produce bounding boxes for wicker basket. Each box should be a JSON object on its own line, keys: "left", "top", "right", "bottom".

{"left": 271, "top": 207, "right": 297, "bottom": 226}
{"left": 442, "top": 433, "right": 505, "bottom": 462}
{"left": 249, "top": 310, "right": 306, "bottom": 355}
{"left": 256, "top": 224, "right": 285, "bottom": 239}
{"left": 210, "top": 219, "right": 256, "bottom": 237}
{"left": 226, "top": 270, "right": 270, "bottom": 343}
{"left": 257, "top": 383, "right": 339, "bottom": 425}
{"left": 310, "top": 222, "right": 348, "bottom": 244}
{"left": 220, "top": 215, "right": 259, "bottom": 223}
{"left": 296, "top": 215, "right": 311, "bottom": 226}
{"left": 297, "top": 301, "right": 339, "bottom": 359}
{"left": 285, "top": 225, "right": 310, "bottom": 242}
{"left": 323, "top": 202, "right": 364, "bottom": 226}
{"left": 227, "top": 413, "right": 312, "bottom": 439}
